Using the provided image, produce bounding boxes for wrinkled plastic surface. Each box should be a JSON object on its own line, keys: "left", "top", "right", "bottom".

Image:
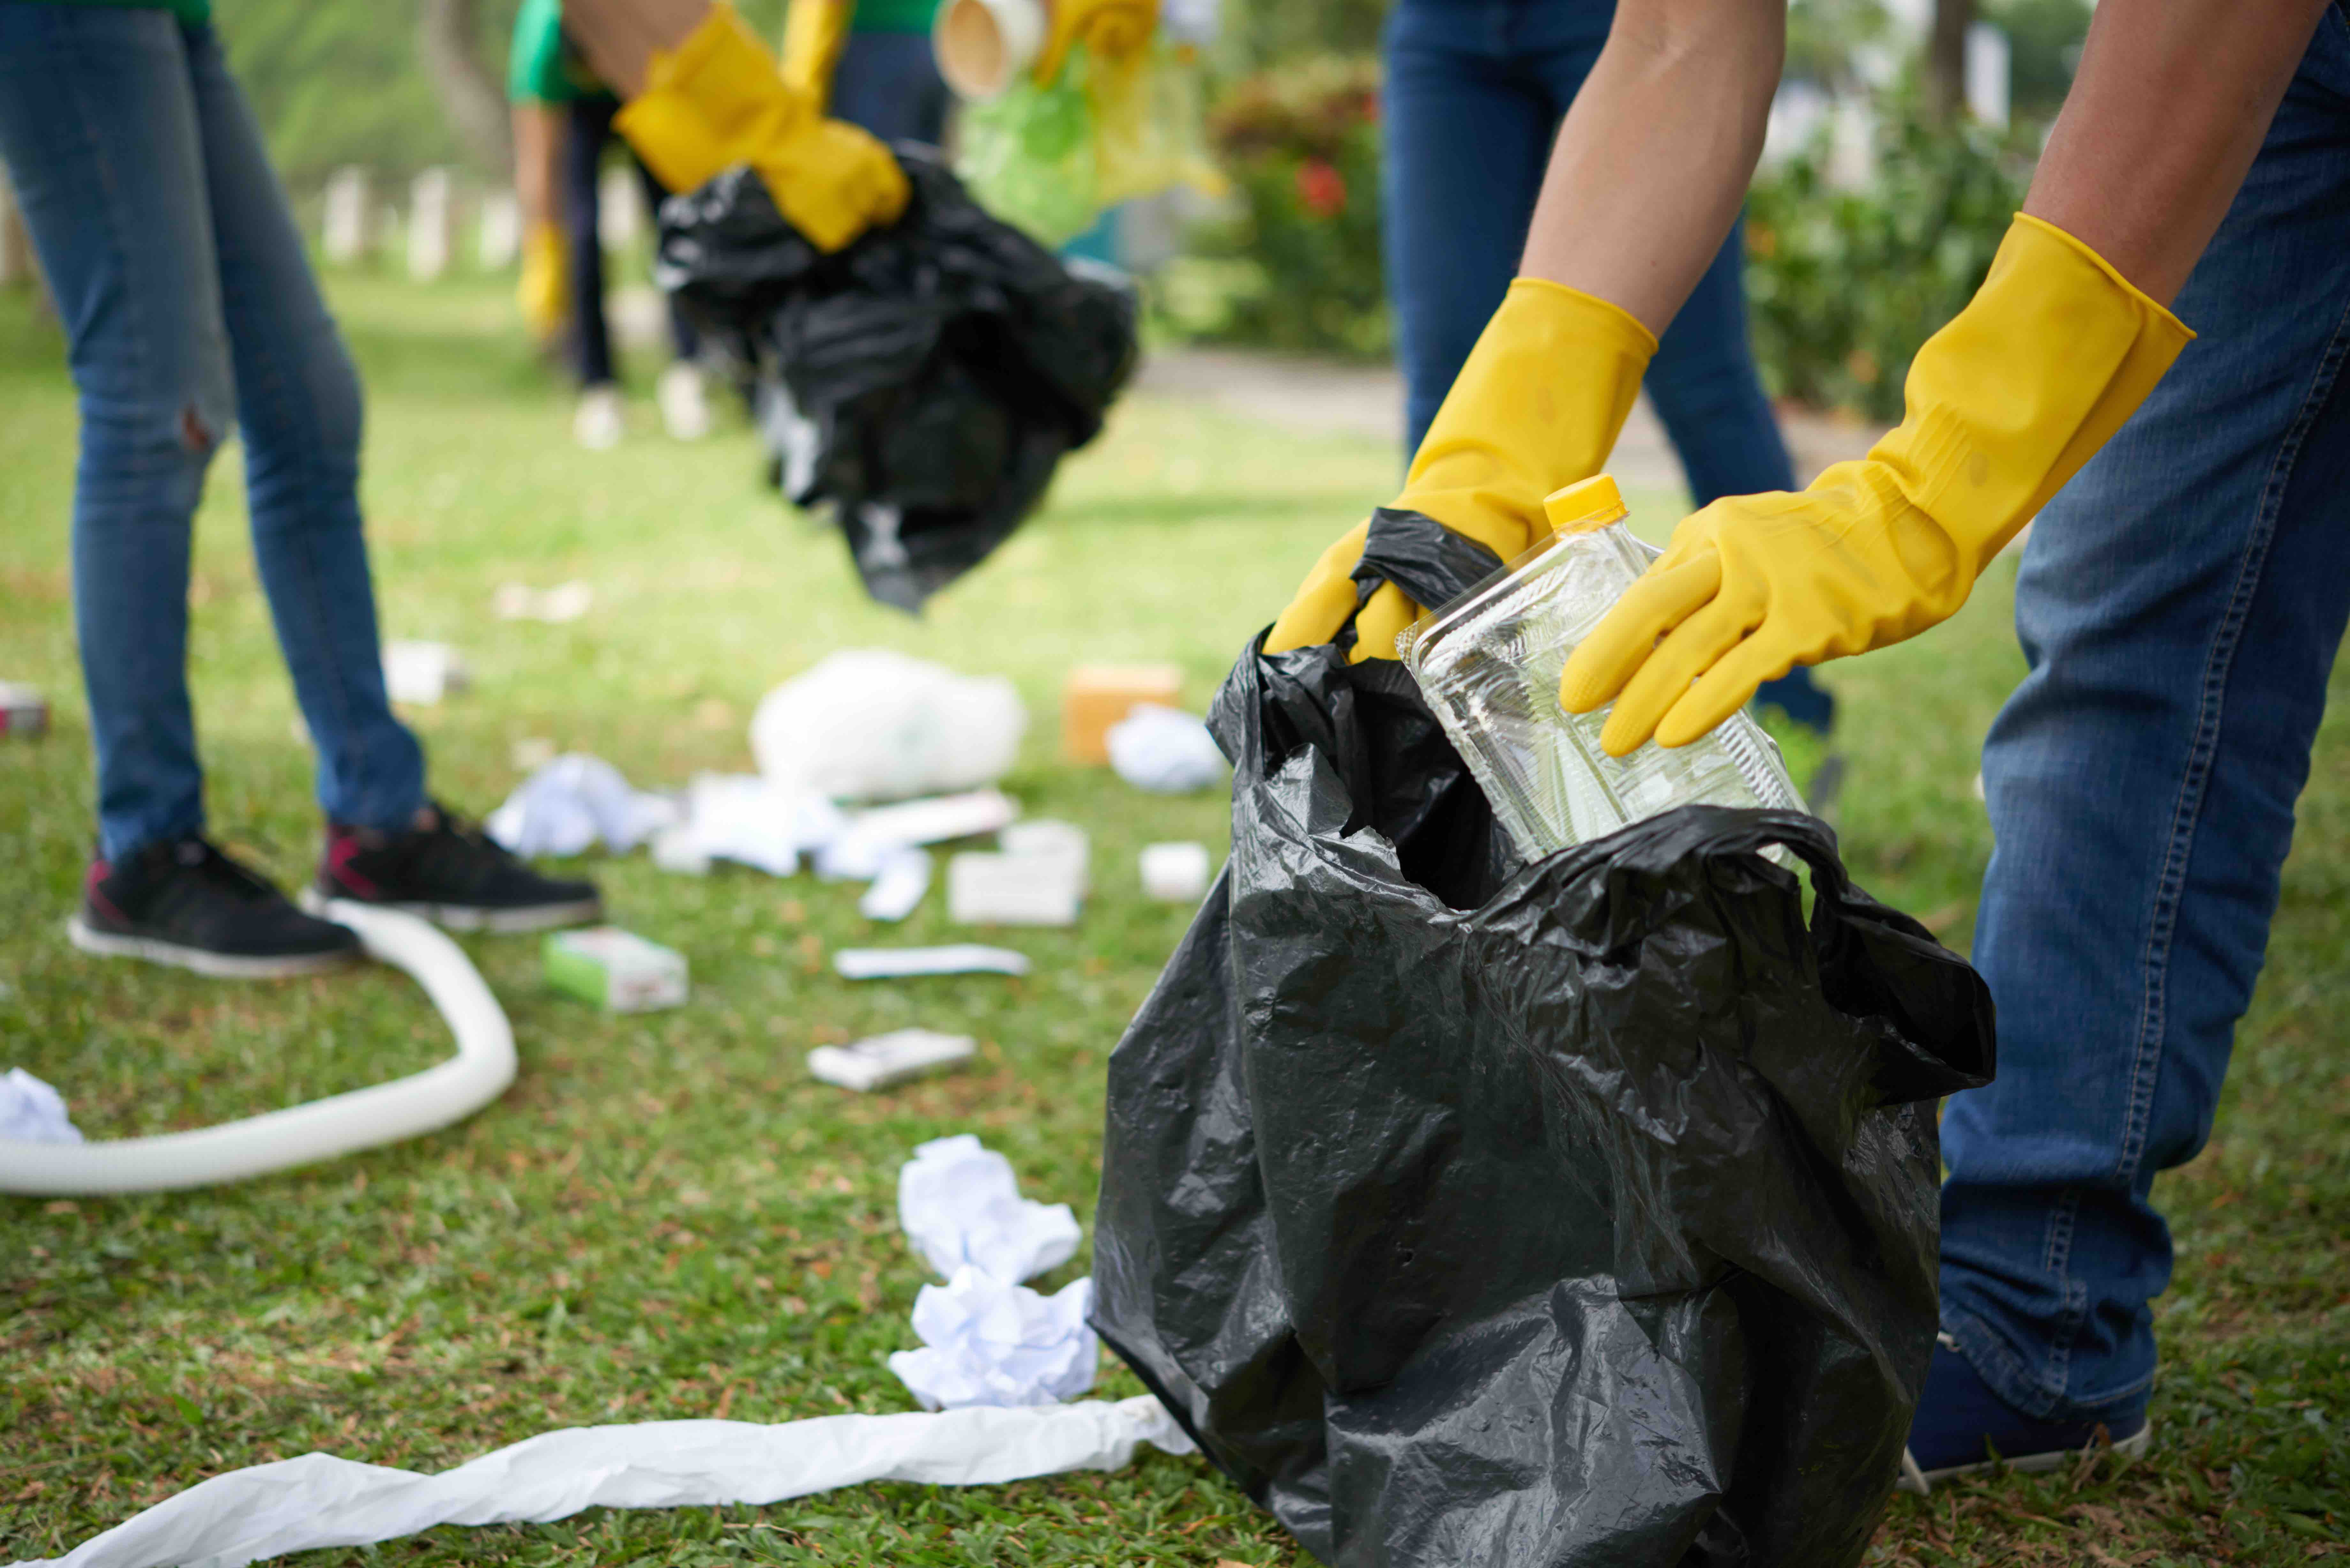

{"left": 959, "top": 44, "right": 1226, "bottom": 245}
{"left": 1398, "top": 518, "right": 1802, "bottom": 862}
{"left": 656, "top": 150, "right": 1138, "bottom": 611}
{"left": 10, "top": 1398, "right": 1194, "bottom": 1568}
{"left": 750, "top": 650, "right": 1026, "bottom": 801}
{"left": 1090, "top": 512, "right": 1995, "bottom": 1567}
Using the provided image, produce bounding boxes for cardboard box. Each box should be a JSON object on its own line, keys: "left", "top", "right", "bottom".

{"left": 544, "top": 927, "right": 688, "bottom": 1013}
{"left": 1061, "top": 664, "right": 1182, "bottom": 765}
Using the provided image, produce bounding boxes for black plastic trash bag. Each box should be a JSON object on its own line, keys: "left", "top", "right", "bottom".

{"left": 1091, "top": 512, "right": 1995, "bottom": 1567}
{"left": 654, "top": 149, "right": 1139, "bottom": 611}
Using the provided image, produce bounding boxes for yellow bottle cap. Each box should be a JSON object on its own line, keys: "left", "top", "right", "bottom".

{"left": 1543, "top": 474, "right": 1626, "bottom": 535}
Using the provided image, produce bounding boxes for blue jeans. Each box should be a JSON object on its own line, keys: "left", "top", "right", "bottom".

{"left": 0, "top": 4, "right": 424, "bottom": 861}
{"left": 831, "top": 29, "right": 950, "bottom": 148}
{"left": 1381, "top": 0, "right": 1833, "bottom": 731}
{"left": 560, "top": 93, "right": 698, "bottom": 388}
{"left": 1944, "top": 8, "right": 2350, "bottom": 1424}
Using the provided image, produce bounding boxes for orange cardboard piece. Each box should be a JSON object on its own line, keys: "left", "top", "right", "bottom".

{"left": 1062, "top": 663, "right": 1183, "bottom": 764}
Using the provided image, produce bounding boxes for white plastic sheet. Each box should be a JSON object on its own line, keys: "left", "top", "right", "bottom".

{"left": 889, "top": 1269, "right": 1098, "bottom": 1410}
{"left": 897, "top": 1134, "right": 1080, "bottom": 1286}
{"left": 833, "top": 945, "right": 1031, "bottom": 980}
{"left": 1106, "top": 705, "right": 1225, "bottom": 794}
{"left": 0, "top": 1067, "right": 82, "bottom": 1145}
{"left": 751, "top": 650, "right": 1026, "bottom": 802}
{"left": 485, "top": 756, "right": 679, "bottom": 858}
{"left": 8, "top": 1397, "right": 1194, "bottom": 1568}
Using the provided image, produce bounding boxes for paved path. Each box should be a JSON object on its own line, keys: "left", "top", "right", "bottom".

{"left": 1135, "top": 345, "right": 1888, "bottom": 493}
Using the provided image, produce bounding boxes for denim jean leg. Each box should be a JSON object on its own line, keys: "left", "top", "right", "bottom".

{"left": 1944, "top": 12, "right": 2350, "bottom": 1423}
{"left": 0, "top": 6, "right": 235, "bottom": 860}
{"left": 184, "top": 22, "right": 426, "bottom": 833}
{"left": 563, "top": 94, "right": 621, "bottom": 388}
{"left": 1382, "top": 3, "right": 1580, "bottom": 455}
{"left": 831, "top": 30, "right": 951, "bottom": 147}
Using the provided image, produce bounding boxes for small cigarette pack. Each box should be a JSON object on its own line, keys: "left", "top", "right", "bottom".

{"left": 544, "top": 926, "right": 688, "bottom": 1013}
{"left": 808, "top": 1028, "right": 976, "bottom": 1092}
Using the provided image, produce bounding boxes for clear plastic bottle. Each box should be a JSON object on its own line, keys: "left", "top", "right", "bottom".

{"left": 1398, "top": 474, "right": 1805, "bottom": 863}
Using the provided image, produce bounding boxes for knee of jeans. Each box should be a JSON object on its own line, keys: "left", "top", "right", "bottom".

{"left": 76, "top": 378, "right": 236, "bottom": 505}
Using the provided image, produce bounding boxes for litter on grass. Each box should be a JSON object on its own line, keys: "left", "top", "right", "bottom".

{"left": 380, "top": 641, "right": 467, "bottom": 706}
{"left": 0, "top": 1068, "right": 82, "bottom": 1145}
{"left": 751, "top": 651, "right": 1026, "bottom": 803}
{"left": 890, "top": 1269, "right": 1097, "bottom": 1410}
{"left": 491, "top": 580, "right": 594, "bottom": 622}
{"left": 1061, "top": 663, "right": 1181, "bottom": 764}
{"left": 948, "top": 820, "right": 1088, "bottom": 926}
{"left": 487, "top": 755, "right": 680, "bottom": 858}
{"left": 0, "top": 680, "right": 48, "bottom": 738}
{"left": 1137, "top": 841, "right": 1211, "bottom": 903}
{"left": 808, "top": 1027, "right": 975, "bottom": 1092}
{"left": 1107, "top": 705, "right": 1224, "bottom": 794}
{"left": 833, "top": 945, "right": 1031, "bottom": 979}
{"left": 857, "top": 847, "right": 933, "bottom": 922}
{"left": 897, "top": 1133, "right": 1080, "bottom": 1285}
{"left": 543, "top": 928, "right": 689, "bottom": 1013}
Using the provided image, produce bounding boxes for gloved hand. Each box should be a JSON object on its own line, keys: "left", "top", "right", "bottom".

{"left": 1558, "top": 214, "right": 2192, "bottom": 755}
{"left": 779, "top": 0, "right": 850, "bottom": 108}
{"left": 1264, "top": 277, "right": 1657, "bottom": 661}
{"left": 517, "top": 218, "right": 568, "bottom": 343}
{"left": 1035, "top": 0, "right": 1159, "bottom": 85}
{"left": 615, "top": 3, "right": 906, "bottom": 253}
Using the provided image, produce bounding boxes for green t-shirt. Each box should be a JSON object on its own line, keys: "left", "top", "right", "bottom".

{"left": 853, "top": 0, "right": 942, "bottom": 34}
{"left": 507, "top": 0, "right": 606, "bottom": 105}
{"left": 38, "top": 0, "right": 211, "bottom": 25}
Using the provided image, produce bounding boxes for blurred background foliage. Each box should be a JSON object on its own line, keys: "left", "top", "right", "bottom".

{"left": 207, "top": 0, "right": 2089, "bottom": 415}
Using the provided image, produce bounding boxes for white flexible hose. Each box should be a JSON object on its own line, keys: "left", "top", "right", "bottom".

{"left": 0, "top": 901, "right": 515, "bottom": 1196}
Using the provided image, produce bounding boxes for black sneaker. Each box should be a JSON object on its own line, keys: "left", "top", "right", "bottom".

{"left": 309, "top": 802, "right": 602, "bottom": 933}
{"left": 67, "top": 838, "right": 363, "bottom": 978}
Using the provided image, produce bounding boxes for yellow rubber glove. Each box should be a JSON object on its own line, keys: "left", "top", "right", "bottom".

{"left": 1035, "top": 0, "right": 1159, "bottom": 86}
{"left": 1264, "top": 277, "right": 1657, "bottom": 661}
{"left": 614, "top": 3, "right": 907, "bottom": 254}
{"left": 1560, "top": 214, "right": 2192, "bottom": 755}
{"left": 779, "top": 0, "right": 851, "bottom": 109}
{"left": 517, "top": 218, "right": 568, "bottom": 344}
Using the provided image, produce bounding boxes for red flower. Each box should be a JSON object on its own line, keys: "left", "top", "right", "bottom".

{"left": 1296, "top": 158, "right": 1347, "bottom": 218}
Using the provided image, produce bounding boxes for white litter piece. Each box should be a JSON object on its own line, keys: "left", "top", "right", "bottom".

{"left": 0, "top": 1068, "right": 82, "bottom": 1145}
{"left": 947, "top": 852, "right": 1081, "bottom": 926}
{"left": 846, "top": 789, "right": 1020, "bottom": 849}
{"left": 858, "top": 847, "right": 932, "bottom": 921}
{"left": 889, "top": 1269, "right": 1098, "bottom": 1410}
{"left": 998, "top": 819, "right": 1089, "bottom": 892}
{"left": 1106, "top": 705, "right": 1224, "bottom": 794}
{"left": 11, "top": 1397, "right": 1193, "bottom": 1568}
{"left": 833, "top": 945, "right": 1031, "bottom": 980}
{"left": 898, "top": 1133, "right": 1080, "bottom": 1286}
{"left": 808, "top": 1028, "right": 974, "bottom": 1092}
{"left": 485, "top": 755, "right": 679, "bottom": 858}
{"left": 1139, "top": 841, "right": 1213, "bottom": 904}
{"left": 0, "top": 903, "right": 513, "bottom": 1197}
{"left": 492, "top": 580, "right": 594, "bottom": 622}
{"left": 380, "top": 641, "right": 468, "bottom": 706}
{"left": 648, "top": 822, "right": 712, "bottom": 875}
{"left": 673, "top": 775, "right": 848, "bottom": 877}
{"left": 750, "top": 650, "right": 1026, "bottom": 802}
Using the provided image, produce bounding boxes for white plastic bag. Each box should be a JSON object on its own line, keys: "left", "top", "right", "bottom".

{"left": 750, "top": 651, "right": 1026, "bottom": 802}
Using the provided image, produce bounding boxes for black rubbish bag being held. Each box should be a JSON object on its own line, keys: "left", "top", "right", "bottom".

{"left": 654, "top": 149, "right": 1139, "bottom": 611}
{"left": 1090, "top": 512, "right": 1995, "bottom": 1567}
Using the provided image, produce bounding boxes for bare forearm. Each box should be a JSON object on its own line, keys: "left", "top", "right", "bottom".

{"left": 512, "top": 103, "right": 561, "bottom": 226}
{"left": 2023, "top": 0, "right": 2327, "bottom": 305}
{"left": 562, "top": 0, "right": 710, "bottom": 99}
{"left": 1518, "top": 0, "right": 1784, "bottom": 336}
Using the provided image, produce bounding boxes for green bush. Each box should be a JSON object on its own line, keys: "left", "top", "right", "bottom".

{"left": 1745, "top": 96, "right": 2032, "bottom": 420}
{"left": 1162, "top": 56, "right": 1389, "bottom": 359}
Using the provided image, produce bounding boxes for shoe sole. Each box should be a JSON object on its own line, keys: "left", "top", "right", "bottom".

{"left": 65, "top": 916, "right": 359, "bottom": 980}
{"left": 301, "top": 889, "right": 603, "bottom": 934}
{"left": 1898, "top": 1421, "right": 2153, "bottom": 1495}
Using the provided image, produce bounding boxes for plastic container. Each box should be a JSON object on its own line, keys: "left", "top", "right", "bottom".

{"left": 1397, "top": 475, "right": 1804, "bottom": 863}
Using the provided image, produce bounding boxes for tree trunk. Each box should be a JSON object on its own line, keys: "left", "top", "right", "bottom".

{"left": 420, "top": 0, "right": 514, "bottom": 177}
{"left": 1925, "top": 0, "right": 1975, "bottom": 123}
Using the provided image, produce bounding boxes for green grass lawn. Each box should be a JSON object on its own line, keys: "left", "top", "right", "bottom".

{"left": 1, "top": 271, "right": 2343, "bottom": 1565}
